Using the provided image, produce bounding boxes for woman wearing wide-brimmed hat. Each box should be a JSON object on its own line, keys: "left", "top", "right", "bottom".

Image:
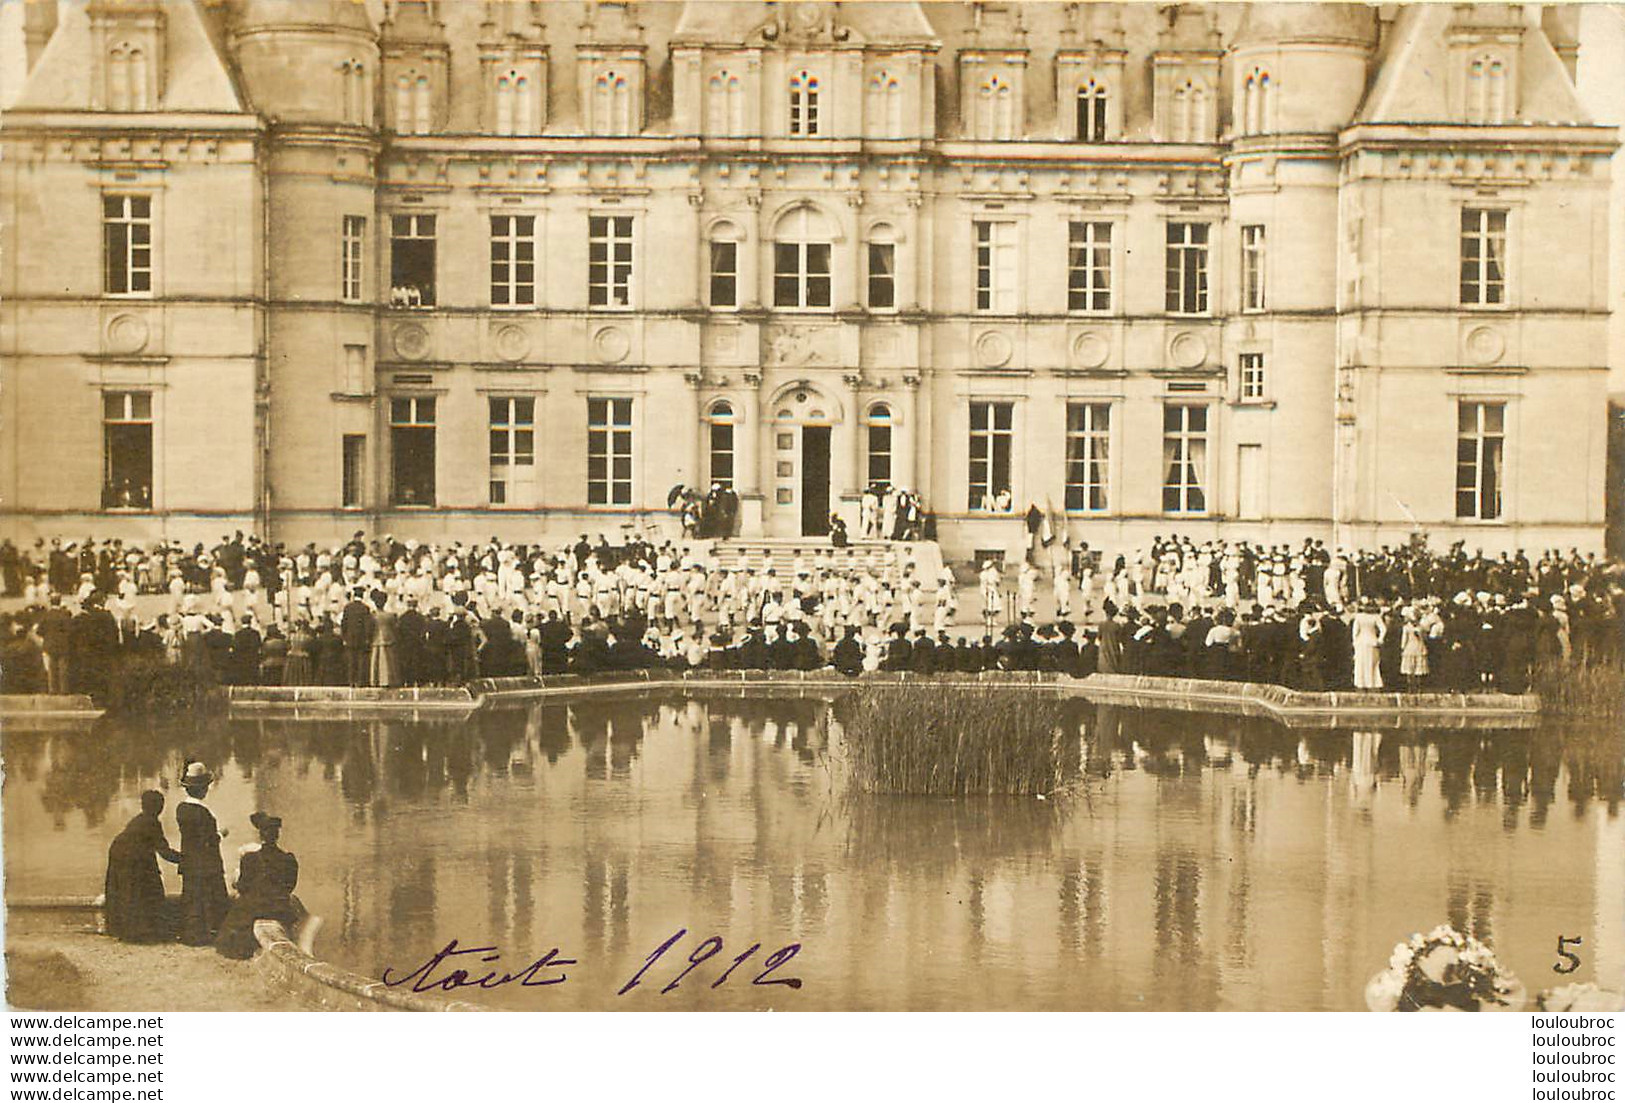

{"left": 214, "top": 812, "right": 308, "bottom": 960}
{"left": 175, "top": 762, "right": 230, "bottom": 946}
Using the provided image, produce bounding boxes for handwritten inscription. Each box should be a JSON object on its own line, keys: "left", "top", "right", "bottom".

{"left": 381, "top": 940, "right": 576, "bottom": 993}
{"left": 618, "top": 929, "right": 803, "bottom": 996}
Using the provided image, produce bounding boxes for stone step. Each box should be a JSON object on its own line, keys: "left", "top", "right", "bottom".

{"left": 709, "top": 539, "right": 944, "bottom": 580}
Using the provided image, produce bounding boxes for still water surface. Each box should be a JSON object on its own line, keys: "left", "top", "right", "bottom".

{"left": 5, "top": 692, "right": 1621, "bottom": 1010}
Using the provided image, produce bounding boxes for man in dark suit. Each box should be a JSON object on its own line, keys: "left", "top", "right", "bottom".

{"left": 881, "top": 623, "right": 912, "bottom": 672}
{"left": 39, "top": 596, "right": 75, "bottom": 694}
{"left": 395, "top": 599, "right": 427, "bottom": 686}
{"left": 832, "top": 626, "right": 864, "bottom": 676}
{"left": 422, "top": 608, "right": 450, "bottom": 685}
{"left": 340, "top": 591, "right": 373, "bottom": 687}
{"left": 232, "top": 617, "right": 263, "bottom": 687}
{"left": 908, "top": 628, "right": 936, "bottom": 674}
{"left": 70, "top": 598, "right": 120, "bottom": 699}
{"left": 201, "top": 615, "right": 234, "bottom": 685}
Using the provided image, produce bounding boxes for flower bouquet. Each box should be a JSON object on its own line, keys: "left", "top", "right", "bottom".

{"left": 1365, "top": 925, "right": 1526, "bottom": 1011}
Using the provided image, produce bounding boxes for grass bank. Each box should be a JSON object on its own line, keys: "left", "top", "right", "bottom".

{"left": 830, "top": 684, "right": 1078, "bottom": 796}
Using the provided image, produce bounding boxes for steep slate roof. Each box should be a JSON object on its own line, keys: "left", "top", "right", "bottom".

{"left": 10, "top": 0, "right": 245, "bottom": 114}
{"left": 1358, "top": 3, "right": 1591, "bottom": 125}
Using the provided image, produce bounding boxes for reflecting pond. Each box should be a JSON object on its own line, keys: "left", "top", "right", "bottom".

{"left": 4, "top": 692, "right": 1621, "bottom": 1010}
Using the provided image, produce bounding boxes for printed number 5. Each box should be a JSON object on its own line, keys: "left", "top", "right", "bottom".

{"left": 1554, "top": 935, "right": 1583, "bottom": 975}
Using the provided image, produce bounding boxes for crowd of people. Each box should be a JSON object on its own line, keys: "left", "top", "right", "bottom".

{"left": 0, "top": 528, "right": 1619, "bottom": 699}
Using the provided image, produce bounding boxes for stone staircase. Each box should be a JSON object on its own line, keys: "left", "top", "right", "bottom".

{"left": 706, "top": 538, "right": 944, "bottom": 579}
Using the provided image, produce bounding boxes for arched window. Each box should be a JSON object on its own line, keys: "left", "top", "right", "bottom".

{"left": 869, "top": 71, "right": 902, "bottom": 138}
{"left": 865, "top": 403, "right": 893, "bottom": 488}
{"left": 789, "top": 70, "right": 821, "bottom": 135}
{"left": 1467, "top": 56, "right": 1507, "bottom": 124}
{"left": 108, "top": 45, "right": 131, "bottom": 112}
{"left": 773, "top": 206, "right": 834, "bottom": 309}
{"left": 1242, "top": 73, "right": 1259, "bottom": 135}
{"left": 977, "top": 74, "right": 1014, "bottom": 139}
{"left": 866, "top": 223, "right": 897, "bottom": 311}
{"left": 1187, "top": 83, "right": 1206, "bottom": 141}
{"left": 1169, "top": 81, "right": 1191, "bottom": 142}
{"left": 1078, "top": 79, "right": 1107, "bottom": 142}
{"left": 708, "top": 400, "right": 736, "bottom": 489}
{"left": 592, "top": 70, "right": 632, "bottom": 134}
{"left": 708, "top": 70, "right": 744, "bottom": 136}
{"left": 1487, "top": 59, "right": 1507, "bottom": 124}
{"left": 341, "top": 60, "right": 367, "bottom": 126}
{"left": 395, "top": 75, "right": 413, "bottom": 133}
{"left": 708, "top": 219, "right": 743, "bottom": 308}
{"left": 412, "top": 75, "right": 431, "bottom": 134}
{"left": 495, "top": 73, "right": 515, "bottom": 135}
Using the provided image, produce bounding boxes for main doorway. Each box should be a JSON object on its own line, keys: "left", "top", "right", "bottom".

{"left": 800, "top": 425, "right": 831, "bottom": 536}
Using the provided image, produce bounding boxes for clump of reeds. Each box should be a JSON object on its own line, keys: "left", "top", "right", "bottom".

{"left": 829, "top": 685, "right": 1076, "bottom": 796}
{"left": 1532, "top": 659, "right": 1624, "bottom": 721}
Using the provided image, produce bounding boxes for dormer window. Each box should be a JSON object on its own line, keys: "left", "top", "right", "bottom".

{"left": 494, "top": 70, "right": 534, "bottom": 136}
{"left": 1169, "top": 79, "right": 1207, "bottom": 142}
{"left": 869, "top": 71, "right": 903, "bottom": 138}
{"left": 340, "top": 60, "right": 368, "bottom": 126}
{"left": 976, "top": 74, "right": 1016, "bottom": 140}
{"left": 107, "top": 43, "right": 151, "bottom": 112}
{"left": 708, "top": 70, "right": 745, "bottom": 136}
{"left": 1467, "top": 56, "right": 1508, "bottom": 124}
{"left": 789, "top": 70, "right": 821, "bottom": 136}
{"left": 593, "top": 70, "right": 634, "bottom": 135}
{"left": 395, "top": 73, "right": 432, "bottom": 135}
{"left": 1241, "top": 69, "right": 1271, "bottom": 135}
{"left": 1077, "top": 80, "right": 1107, "bottom": 142}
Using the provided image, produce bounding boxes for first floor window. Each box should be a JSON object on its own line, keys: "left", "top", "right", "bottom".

{"left": 974, "top": 220, "right": 1017, "bottom": 313}
{"left": 867, "top": 404, "right": 893, "bottom": 487}
{"left": 1460, "top": 208, "right": 1507, "bottom": 307}
{"left": 1162, "top": 404, "right": 1208, "bottom": 513}
{"left": 968, "top": 401, "right": 1014, "bottom": 510}
{"left": 103, "top": 195, "right": 152, "bottom": 295}
{"left": 1065, "top": 403, "right": 1110, "bottom": 512}
{"left": 341, "top": 215, "right": 365, "bottom": 302}
{"left": 490, "top": 215, "right": 536, "bottom": 307}
{"left": 868, "top": 242, "right": 896, "bottom": 310}
{"left": 588, "top": 397, "right": 633, "bottom": 505}
{"left": 1241, "top": 224, "right": 1266, "bottom": 312}
{"left": 341, "top": 434, "right": 366, "bottom": 509}
{"left": 390, "top": 213, "right": 436, "bottom": 307}
{"left": 1165, "top": 221, "right": 1210, "bottom": 315}
{"left": 1456, "top": 401, "right": 1505, "bottom": 520}
{"left": 1239, "top": 352, "right": 1266, "bottom": 400}
{"left": 709, "top": 240, "right": 738, "bottom": 307}
{"left": 102, "top": 391, "right": 153, "bottom": 508}
{"left": 390, "top": 395, "right": 436, "bottom": 506}
{"left": 589, "top": 215, "right": 633, "bottom": 308}
{"left": 1068, "top": 221, "right": 1112, "bottom": 312}
{"left": 709, "top": 401, "right": 735, "bottom": 489}
{"left": 489, "top": 397, "right": 536, "bottom": 506}
{"left": 773, "top": 239, "right": 832, "bottom": 309}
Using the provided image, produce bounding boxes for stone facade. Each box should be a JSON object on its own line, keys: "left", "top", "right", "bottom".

{"left": 0, "top": 2, "right": 1614, "bottom": 558}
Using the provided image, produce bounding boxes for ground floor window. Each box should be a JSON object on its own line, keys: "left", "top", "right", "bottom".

{"left": 390, "top": 396, "right": 436, "bottom": 506}
{"left": 969, "top": 400, "right": 1013, "bottom": 510}
{"left": 1457, "top": 401, "right": 1505, "bottom": 520}
{"left": 588, "top": 397, "right": 633, "bottom": 505}
{"left": 1162, "top": 404, "right": 1208, "bottom": 514}
{"left": 1065, "top": 402, "right": 1110, "bottom": 511}
{"left": 341, "top": 434, "right": 366, "bottom": 509}
{"left": 102, "top": 391, "right": 153, "bottom": 508}
{"left": 867, "top": 404, "right": 893, "bottom": 488}
{"left": 489, "top": 397, "right": 535, "bottom": 506}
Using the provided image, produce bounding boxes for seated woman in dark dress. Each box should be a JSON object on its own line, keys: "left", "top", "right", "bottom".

{"left": 103, "top": 790, "right": 180, "bottom": 943}
{"left": 214, "top": 812, "right": 309, "bottom": 960}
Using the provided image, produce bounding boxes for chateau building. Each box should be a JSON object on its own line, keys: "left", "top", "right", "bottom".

{"left": 0, "top": 1, "right": 1615, "bottom": 558}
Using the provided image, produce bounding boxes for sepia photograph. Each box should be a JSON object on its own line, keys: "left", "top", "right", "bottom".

{"left": 1, "top": 0, "right": 1622, "bottom": 1025}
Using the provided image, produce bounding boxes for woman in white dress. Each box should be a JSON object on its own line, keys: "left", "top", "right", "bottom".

{"left": 1350, "top": 598, "right": 1388, "bottom": 690}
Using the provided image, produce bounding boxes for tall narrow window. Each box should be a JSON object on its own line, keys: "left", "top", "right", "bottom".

{"left": 341, "top": 215, "right": 365, "bottom": 302}
{"left": 412, "top": 75, "right": 432, "bottom": 134}
{"left": 708, "top": 401, "right": 735, "bottom": 489}
{"left": 102, "top": 391, "right": 153, "bottom": 508}
{"left": 1162, "top": 404, "right": 1208, "bottom": 514}
{"left": 773, "top": 208, "right": 832, "bottom": 309}
{"left": 342, "top": 344, "right": 366, "bottom": 393}
{"left": 341, "top": 434, "right": 366, "bottom": 509}
{"left": 709, "top": 239, "right": 738, "bottom": 308}
{"left": 1241, "top": 224, "right": 1266, "bottom": 312}
{"left": 968, "top": 401, "right": 1014, "bottom": 510}
{"left": 490, "top": 215, "right": 536, "bottom": 307}
{"left": 974, "top": 220, "right": 1017, "bottom": 313}
{"left": 389, "top": 214, "right": 436, "bottom": 307}
{"left": 867, "top": 241, "right": 896, "bottom": 310}
{"left": 341, "top": 60, "right": 368, "bottom": 125}
{"left": 869, "top": 72, "right": 903, "bottom": 138}
{"left": 588, "top": 215, "right": 633, "bottom": 308}
{"left": 977, "top": 75, "right": 1015, "bottom": 140}
{"left": 1460, "top": 208, "right": 1507, "bottom": 306}
{"left": 1078, "top": 80, "right": 1107, "bottom": 142}
{"left": 1067, "top": 221, "right": 1112, "bottom": 312}
{"left": 389, "top": 396, "right": 436, "bottom": 506}
{"left": 866, "top": 403, "right": 893, "bottom": 487}
{"left": 587, "top": 397, "right": 634, "bottom": 505}
{"left": 708, "top": 71, "right": 744, "bottom": 135}
{"left": 1239, "top": 352, "right": 1266, "bottom": 401}
{"left": 789, "top": 71, "right": 820, "bottom": 136}
{"left": 489, "top": 397, "right": 536, "bottom": 506}
{"left": 1165, "top": 222, "right": 1210, "bottom": 315}
{"left": 1456, "top": 401, "right": 1505, "bottom": 520}
{"left": 103, "top": 195, "right": 152, "bottom": 295}
{"left": 1065, "top": 403, "right": 1111, "bottom": 512}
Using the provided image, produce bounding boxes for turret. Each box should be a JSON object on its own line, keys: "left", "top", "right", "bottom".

{"left": 228, "top": 0, "right": 377, "bottom": 126}
{"left": 1229, "top": 3, "right": 1376, "bottom": 136}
